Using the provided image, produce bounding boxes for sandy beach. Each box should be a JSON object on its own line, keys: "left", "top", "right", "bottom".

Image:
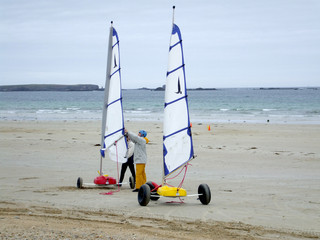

{"left": 0, "top": 120, "right": 319, "bottom": 239}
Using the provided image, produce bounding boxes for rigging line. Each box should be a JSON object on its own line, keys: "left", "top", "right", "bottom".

{"left": 110, "top": 68, "right": 120, "bottom": 78}
{"left": 115, "top": 141, "right": 120, "bottom": 192}
{"left": 165, "top": 164, "right": 186, "bottom": 181}
{"left": 178, "top": 164, "right": 189, "bottom": 189}
{"left": 112, "top": 40, "right": 119, "bottom": 48}
{"left": 106, "top": 97, "right": 122, "bottom": 108}
{"left": 169, "top": 40, "right": 182, "bottom": 51}
{"left": 166, "top": 64, "right": 184, "bottom": 76}
{"left": 164, "top": 95, "right": 187, "bottom": 107}
{"left": 163, "top": 126, "right": 190, "bottom": 140}
{"left": 104, "top": 128, "right": 124, "bottom": 139}
{"left": 103, "top": 141, "right": 121, "bottom": 195}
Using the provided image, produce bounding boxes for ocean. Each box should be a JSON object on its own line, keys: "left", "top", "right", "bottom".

{"left": 0, "top": 88, "right": 319, "bottom": 124}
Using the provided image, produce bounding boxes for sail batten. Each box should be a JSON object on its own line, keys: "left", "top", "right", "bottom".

{"left": 166, "top": 64, "right": 185, "bottom": 76}
{"left": 163, "top": 22, "right": 194, "bottom": 179}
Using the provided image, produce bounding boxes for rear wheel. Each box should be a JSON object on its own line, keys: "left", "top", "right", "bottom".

{"left": 129, "top": 176, "right": 135, "bottom": 189}
{"left": 77, "top": 177, "right": 83, "bottom": 189}
{"left": 138, "top": 184, "right": 150, "bottom": 206}
{"left": 198, "top": 184, "right": 211, "bottom": 205}
{"left": 146, "top": 181, "right": 160, "bottom": 201}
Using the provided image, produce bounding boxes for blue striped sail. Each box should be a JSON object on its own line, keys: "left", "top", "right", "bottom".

{"left": 100, "top": 25, "right": 127, "bottom": 164}
{"left": 163, "top": 24, "right": 194, "bottom": 177}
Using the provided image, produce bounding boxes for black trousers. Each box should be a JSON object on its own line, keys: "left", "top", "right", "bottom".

{"left": 119, "top": 155, "right": 135, "bottom": 184}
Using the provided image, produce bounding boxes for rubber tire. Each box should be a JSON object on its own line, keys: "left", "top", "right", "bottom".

{"left": 146, "top": 181, "right": 160, "bottom": 201}
{"left": 77, "top": 177, "right": 83, "bottom": 189}
{"left": 198, "top": 183, "right": 211, "bottom": 205}
{"left": 138, "top": 184, "right": 151, "bottom": 206}
{"left": 129, "top": 176, "right": 135, "bottom": 189}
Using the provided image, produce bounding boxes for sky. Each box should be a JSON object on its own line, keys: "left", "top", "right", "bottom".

{"left": 0, "top": 0, "right": 320, "bottom": 89}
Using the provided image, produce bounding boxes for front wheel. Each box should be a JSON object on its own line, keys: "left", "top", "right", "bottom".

{"left": 146, "top": 181, "right": 160, "bottom": 201}
{"left": 138, "top": 184, "right": 151, "bottom": 206}
{"left": 198, "top": 183, "right": 211, "bottom": 205}
{"left": 129, "top": 176, "right": 135, "bottom": 189}
{"left": 77, "top": 177, "right": 83, "bottom": 189}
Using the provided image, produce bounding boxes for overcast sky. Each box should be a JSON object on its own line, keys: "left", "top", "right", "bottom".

{"left": 1, "top": 0, "right": 319, "bottom": 88}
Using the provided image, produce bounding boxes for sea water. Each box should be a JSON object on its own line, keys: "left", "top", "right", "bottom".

{"left": 0, "top": 88, "right": 319, "bottom": 124}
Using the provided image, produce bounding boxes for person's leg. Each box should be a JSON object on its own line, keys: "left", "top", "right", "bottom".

{"left": 135, "top": 164, "right": 146, "bottom": 189}
{"left": 127, "top": 156, "right": 135, "bottom": 182}
{"left": 142, "top": 164, "right": 146, "bottom": 184}
{"left": 119, "top": 162, "right": 128, "bottom": 184}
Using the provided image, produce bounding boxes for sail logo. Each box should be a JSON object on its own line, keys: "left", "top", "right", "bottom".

{"left": 175, "top": 77, "right": 182, "bottom": 94}
{"left": 113, "top": 55, "right": 117, "bottom": 68}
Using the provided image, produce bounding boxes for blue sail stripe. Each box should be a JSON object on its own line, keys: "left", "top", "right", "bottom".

{"left": 163, "top": 126, "right": 190, "bottom": 140}
{"left": 112, "top": 41, "right": 119, "bottom": 48}
{"left": 110, "top": 68, "right": 120, "bottom": 78}
{"left": 106, "top": 97, "right": 122, "bottom": 108}
{"left": 164, "top": 95, "right": 187, "bottom": 108}
{"left": 104, "top": 128, "right": 124, "bottom": 139}
{"left": 169, "top": 40, "right": 182, "bottom": 51}
{"left": 166, "top": 64, "right": 184, "bottom": 76}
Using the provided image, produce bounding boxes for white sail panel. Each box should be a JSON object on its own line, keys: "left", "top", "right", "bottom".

{"left": 102, "top": 27, "right": 127, "bottom": 163}
{"left": 163, "top": 96, "right": 188, "bottom": 137}
{"left": 163, "top": 24, "right": 193, "bottom": 177}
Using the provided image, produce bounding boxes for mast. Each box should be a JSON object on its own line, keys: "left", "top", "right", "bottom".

{"left": 162, "top": 6, "right": 176, "bottom": 185}
{"left": 100, "top": 21, "right": 114, "bottom": 176}
{"left": 172, "top": 5, "right": 175, "bottom": 26}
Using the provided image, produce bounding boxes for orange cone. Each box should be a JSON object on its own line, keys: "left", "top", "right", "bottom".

{"left": 207, "top": 125, "right": 211, "bottom": 131}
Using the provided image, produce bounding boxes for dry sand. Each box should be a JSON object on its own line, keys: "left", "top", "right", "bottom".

{"left": 0, "top": 120, "right": 319, "bottom": 239}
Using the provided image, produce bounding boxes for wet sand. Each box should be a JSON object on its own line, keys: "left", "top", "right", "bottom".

{"left": 0, "top": 121, "right": 319, "bottom": 239}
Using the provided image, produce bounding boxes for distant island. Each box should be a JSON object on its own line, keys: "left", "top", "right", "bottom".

{"left": 137, "top": 86, "right": 217, "bottom": 91}
{"left": 0, "top": 84, "right": 102, "bottom": 92}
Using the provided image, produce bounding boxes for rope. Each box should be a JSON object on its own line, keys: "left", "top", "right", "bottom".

{"left": 165, "top": 163, "right": 191, "bottom": 189}
{"left": 161, "top": 163, "right": 191, "bottom": 204}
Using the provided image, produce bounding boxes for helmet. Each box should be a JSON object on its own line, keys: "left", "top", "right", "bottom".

{"left": 139, "top": 130, "right": 147, "bottom": 137}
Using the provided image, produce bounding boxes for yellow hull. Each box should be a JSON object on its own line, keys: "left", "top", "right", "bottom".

{"left": 157, "top": 186, "right": 187, "bottom": 197}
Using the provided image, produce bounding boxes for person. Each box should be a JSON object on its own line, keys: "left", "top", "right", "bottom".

{"left": 125, "top": 129, "right": 148, "bottom": 192}
{"left": 119, "top": 136, "right": 135, "bottom": 186}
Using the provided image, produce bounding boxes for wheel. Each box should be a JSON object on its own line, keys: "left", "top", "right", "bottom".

{"left": 129, "top": 176, "right": 135, "bottom": 189}
{"left": 146, "top": 181, "right": 160, "bottom": 201}
{"left": 138, "top": 184, "right": 151, "bottom": 206}
{"left": 77, "top": 177, "right": 83, "bottom": 189}
{"left": 198, "top": 183, "right": 211, "bottom": 205}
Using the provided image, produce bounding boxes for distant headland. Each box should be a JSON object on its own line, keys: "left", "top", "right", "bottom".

{"left": 0, "top": 84, "right": 102, "bottom": 92}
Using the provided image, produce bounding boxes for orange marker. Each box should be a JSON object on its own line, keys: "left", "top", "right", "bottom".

{"left": 207, "top": 125, "right": 211, "bottom": 131}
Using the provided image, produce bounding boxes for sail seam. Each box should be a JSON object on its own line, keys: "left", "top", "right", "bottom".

{"left": 169, "top": 40, "right": 182, "bottom": 51}
{"left": 163, "top": 126, "right": 190, "bottom": 140}
{"left": 104, "top": 128, "right": 124, "bottom": 139}
{"left": 164, "top": 95, "right": 187, "bottom": 107}
{"left": 107, "top": 97, "right": 122, "bottom": 108}
{"left": 112, "top": 41, "right": 119, "bottom": 48}
{"left": 110, "top": 68, "right": 120, "bottom": 78}
{"left": 166, "top": 64, "right": 185, "bottom": 76}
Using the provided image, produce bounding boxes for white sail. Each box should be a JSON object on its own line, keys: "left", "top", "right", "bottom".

{"left": 100, "top": 23, "right": 127, "bottom": 168}
{"left": 163, "top": 23, "right": 194, "bottom": 177}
